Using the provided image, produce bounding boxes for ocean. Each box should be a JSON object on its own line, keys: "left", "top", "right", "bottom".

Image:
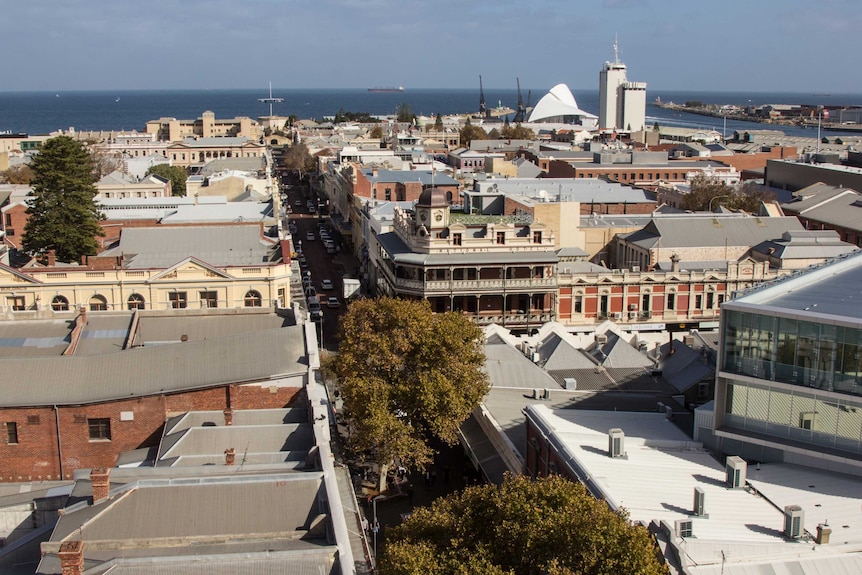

{"left": 1, "top": 88, "right": 861, "bottom": 138}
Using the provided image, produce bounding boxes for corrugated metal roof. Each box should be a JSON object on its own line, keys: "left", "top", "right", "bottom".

{"left": 99, "top": 225, "right": 277, "bottom": 268}
{"left": 0, "top": 325, "right": 306, "bottom": 407}
{"left": 377, "top": 232, "right": 559, "bottom": 266}
{"left": 625, "top": 215, "right": 805, "bottom": 250}
{"left": 485, "top": 339, "right": 560, "bottom": 390}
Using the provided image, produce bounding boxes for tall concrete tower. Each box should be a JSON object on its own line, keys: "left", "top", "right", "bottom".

{"left": 598, "top": 38, "right": 647, "bottom": 132}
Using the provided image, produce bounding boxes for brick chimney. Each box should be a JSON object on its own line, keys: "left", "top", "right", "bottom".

{"left": 58, "top": 540, "right": 84, "bottom": 575}
{"left": 225, "top": 448, "right": 235, "bottom": 466}
{"left": 47, "top": 249, "right": 56, "bottom": 267}
{"left": 90, "top": 467, "right": 110, "bottom": 503}
{"left": 223, "top": 408, "right": 233, "bottom": 426}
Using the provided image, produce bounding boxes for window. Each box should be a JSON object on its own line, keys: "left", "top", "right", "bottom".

{"left": 6, "top": 422, "right": 17, "bottom": 444}
{"left": 200, "top": 291, "right": 218, "bottom": 308}
{"left": 642, "top": 293, "right": 651, "bottom": 313}
{"left": 244, "top": 290, "right": 262, "bottom": 307}
{"left": 496, "top": 231, "right": 505, "bottom": 245}
{"left": 452, "top": 233, "right": 462, "bottom": 246}
{"left": 89, "top": 295, "right": 107, "bottom": 311}
{"left": 667, "top": 292, "right": 676, "bottom": 310}
{"left": 169, "top": 292, "right": 187, "bottom": 309}
{"left": 695, "top": 294, "right": 703, "bottom": 309}
{"left": 7, "top": 296, "right": 24, "bottom": 311}
{"left": 4, "top": 214, "right": 12, "bottom": 227}
{"left": 127, "top": 293, "right": 145, "bottom": 310}
{"left": 88, "top": 418, "right": 111, "bottom": 441}
{"left": 5, "top": 228, "right": 12, "bottom": 237}
{"left": 51, "top": 295, "right": 69, "bottom": 311}
{"left": 385, "top": 187, "right": 392, "bottom": 201}
{"left": 574, "top": 295, "right": 583, "bottom": 314}
{"left": 533, "top": 231, "right": 542, "bottom": 244}
{"left": 707, "top": 292, "right": 715, "bottom": 309}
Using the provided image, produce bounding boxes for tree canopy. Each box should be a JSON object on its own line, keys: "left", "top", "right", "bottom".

{"left": 327, "top": 298, "right": 488, "bottom": 489}
{"left": 396, "top": 103, "right": 416, "bottom": 124}
{"left": 333, "top": 109, "right": 378, "bottom": 124}
{"left": 381, "top": 474, "right": 668, "bottom": 575}
{"left": 434, "top": 113, "right": 444, "bottom": 131}
{"left": 0, "top": 164, "right": 34, "bottom": 184}
{"left": 283, "top": 142, "right": 316, "bottom": 180}
{"left": 22, "top": 136, "right": 104, "bottom": 263}
{"left": 501, "top": 122, "right": 535, "bottom": 140}
{"left": 681, "top": 173, "right": 775, "bottom": 213}
{"left": 145, "top": 164, "right": 188, "bottom": 196}
{"left": 459, "top": 119, "right": 487, "bottom": 147}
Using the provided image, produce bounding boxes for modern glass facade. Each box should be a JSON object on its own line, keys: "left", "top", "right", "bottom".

{"left": 722, "top": 309, "right": 862, "bottom": 397}
{"left": 720, "top": 308, "right": 862, "bottom": 457}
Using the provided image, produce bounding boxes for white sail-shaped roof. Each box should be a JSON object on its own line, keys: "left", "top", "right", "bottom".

{"left": 528, "top": 83, "right": 597, "bottom": 122}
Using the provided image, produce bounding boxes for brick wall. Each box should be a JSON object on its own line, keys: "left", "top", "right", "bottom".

{"left": 1, "top": 204, "right": 28, "bottom": 250}
{"left": 0, "top": 384, "right": 302, "bottom": 482}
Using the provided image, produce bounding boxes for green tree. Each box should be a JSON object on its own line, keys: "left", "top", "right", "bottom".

{"left": 681, "top": 173, "right": 775, "bottom": 213}
{"left": 434, "top": 113, "right": 443, "bottom": 131}
{"left": 459, "top": 119, "right": 487, "bottom": 147}
{"left": 22, "top": 136, "right": 104, "bottom": 263}
{"left": 382, "top": 474, "right": 668, "bottom": 575}
{"left": 501, "top": 122, "right": 535, "bottom": 140}
{"left": 145, "top": 164, "right": 188, "bottom": 197}
{"left": 283, "top": 142, "right": 316, "bottom": 180}
{"left": 327, "top": 298, "right": 488, "bottom": 491}
{"left": 396, "top": 103, "right": 416, "bottom": 124}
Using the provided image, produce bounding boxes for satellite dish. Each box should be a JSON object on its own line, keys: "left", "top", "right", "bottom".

{"left": 538, "top": 190, "right": 548, "bottom": 200}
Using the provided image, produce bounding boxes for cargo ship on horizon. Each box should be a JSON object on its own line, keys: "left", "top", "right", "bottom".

{"left": 368, "top": 86, "right": 405, "bottom": 93}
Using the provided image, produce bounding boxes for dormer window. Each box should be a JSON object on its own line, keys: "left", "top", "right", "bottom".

{"left": 453, "top": 233, "right": 462, "bottom": 246}
{"left": 533, "top": 231, "right": 542, "bottom": 244}
{"left": 496, "top": 232, "right": 506, "bottom": 245}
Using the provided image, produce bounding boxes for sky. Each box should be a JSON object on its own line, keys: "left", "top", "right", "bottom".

{"left": 1, "top": 0, "right": 858, "bottom": 93}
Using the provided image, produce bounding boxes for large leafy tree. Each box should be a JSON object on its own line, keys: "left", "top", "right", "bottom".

{"left": 145, "top": 164, "right": 188, "bottom": 196}
{"left": 22, "top": 136, "right": 104, "bottom": 263}
{"left": 0, "top": 164, "right": 34, "bottom": 184}
{"left": 459, "top": 119, "right": 487, "bottom": 147}
{"left": 283, "top": 142, "right": 316, "bottom": 180}
{"left": 328, "top": 298, "right": 489, "bottom": 491}
{"left": 382, "top": 474, "right": 668, "bottom": 575}
{"left": 681, "top": 173, "right": 775, "bottom": 213}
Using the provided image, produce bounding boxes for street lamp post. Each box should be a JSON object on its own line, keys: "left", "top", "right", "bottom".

{"left": 709, "top": 194, "right": 731, "bottom": 213}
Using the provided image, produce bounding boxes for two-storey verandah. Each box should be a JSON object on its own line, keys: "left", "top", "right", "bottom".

{"left": 375, "top": 236, "right": 558, "bottom": 327}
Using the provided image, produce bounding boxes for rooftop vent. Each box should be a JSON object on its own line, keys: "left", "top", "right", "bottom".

{"left": 693, "top": 487, "right": 706, "bottom": 517}
{"left": 726, "top": 456, "right": 747, "bottom": 489}
{"left": 784, "top": 505, "right": 804, "bottom": 539}
{"left": 608, "top": 428, "right": 625, "bottom": 458}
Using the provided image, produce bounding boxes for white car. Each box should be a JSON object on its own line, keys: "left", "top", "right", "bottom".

{"left": 320, "top": 279, "right": 334, "bottom": 290}
{"left": 327, "top": 297, "right": 340, "bottom": 308}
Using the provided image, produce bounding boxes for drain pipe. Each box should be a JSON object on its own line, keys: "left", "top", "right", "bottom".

{"left": 54, "top": 405, "right": 64, "bottom": 480}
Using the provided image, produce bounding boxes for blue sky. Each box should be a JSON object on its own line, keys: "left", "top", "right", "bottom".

{"left": 2, "top": 0, "right": 858, "bottom": 93}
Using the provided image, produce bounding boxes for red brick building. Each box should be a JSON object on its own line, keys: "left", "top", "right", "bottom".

{"left": 0, "top": 316, "right": 308, "bottom": 482}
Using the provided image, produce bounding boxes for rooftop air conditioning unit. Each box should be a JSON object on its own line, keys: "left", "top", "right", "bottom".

{"left": 612, "top": 312, "right": 622, "bottom": 320}
{"left": 631, "top": 265, "right": 641, "bottom": 272}
{"left": 693, "top": 487, "right": 706, "bottom": 517}
{"left": 608, "top": 428, "right": 625, "bottom": 458}
{"left": 563, "top": 377, "right": 577, "bottom": 390}
{"left": 726, "top": 456, "right": 747, "bottom": 489}
{"left": 784, "top": 505, "right": 804, "bottom": 539}
{"left": 629, "top": 304, "right": 638, "bottom": 310}
{"left": 532, "top": 352, "right": 541, "bottom": 363}
{"left": 675, "top": 519, "right": 693, "bottom": 539}
{"left": 665, "top": 405, "right": 674, "bottom": 420}
{"left": 595, "top": 333, "right": 608, "bottom": 344}
{"left": 629, "top": 311, "right": 638, "bottom": 319}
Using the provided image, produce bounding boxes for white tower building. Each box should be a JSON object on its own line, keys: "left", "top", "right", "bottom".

{"left": 598, "top": 39, "right": 647, "bottom": 132}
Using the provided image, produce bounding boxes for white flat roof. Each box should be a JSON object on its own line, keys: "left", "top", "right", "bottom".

{"left": 526, "top": 406, "right": 862, "bottom": 572}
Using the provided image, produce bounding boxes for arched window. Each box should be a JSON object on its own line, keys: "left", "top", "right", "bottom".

{"left": 89, "top": 295, "right": 108, "bottom": 311}
{"left": 51, "top": 295, "right": 69, "bottom": 311}
{"left": 127, "top": 293, "right": 146, "bottom": 310}
{"left": 244, "top": 290, "right": 262, "bottom": 307}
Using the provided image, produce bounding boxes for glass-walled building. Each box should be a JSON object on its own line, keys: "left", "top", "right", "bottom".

{"left": 714, "top": 250, "right": 862, "bottom": 476}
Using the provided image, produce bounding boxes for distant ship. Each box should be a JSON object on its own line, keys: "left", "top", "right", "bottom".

{"left": 368, "top": 86, "right": 405, "bottom": 93}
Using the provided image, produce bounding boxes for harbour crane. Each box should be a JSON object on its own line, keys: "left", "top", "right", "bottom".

{"left": 514, "top": 78, "right": 527, "bottom": 123}
{"left": 479, "top": 75, "right": 490, "bottom": 119}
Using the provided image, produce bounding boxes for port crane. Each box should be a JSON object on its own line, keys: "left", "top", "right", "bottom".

{"left": 479, "top": 75, "right": 490, "bottom": 119}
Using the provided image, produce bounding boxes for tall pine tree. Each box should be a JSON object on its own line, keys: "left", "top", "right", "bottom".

{"left": 22, "top": 136, "right": 104, "bottom": 263}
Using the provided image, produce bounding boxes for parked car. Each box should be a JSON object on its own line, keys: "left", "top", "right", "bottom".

{"left": 327, "top": 297, "right": 340, "bottom": 308}
{"left": 308, "top": 295, "right": 321, "bottom": 312}
{"left": 327, "top": 245, "right": 337, "bottom": 254}
{"left": 305, "top": 286, "right": 317, "bottom": 298}
{"left": 294, "top": 200, "right": 302, "bottom": 206}
{"left": 305, "top": 231, "right": 315, "bottom": 241}
{"left": 302, "top": 275, "right": 313, "bottom": 288}
{"left": 320, "top": 279, "right": 334, "bottom": 290}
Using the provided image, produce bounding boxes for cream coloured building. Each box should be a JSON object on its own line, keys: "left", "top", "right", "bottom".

{"left": 0, "top": 224, "right": 291, "bottom": 318}
{"left": 146, "top": 111, "right": 261, "bottom": 142}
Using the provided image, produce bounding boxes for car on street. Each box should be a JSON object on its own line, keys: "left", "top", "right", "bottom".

{"left": 320, "top": 279, "right": 333, "bottom": 290}
{"left": 327, "top": 296, "right": 340, "bottom": 308}
{"left": 294, "top": 200, "right": 302, "bottom": 206}
{"left": 302, "top": 275, "right": 313, "bottom": 288}
{"left": 305, "top": 286, "right": 317, "bottom": 297}
{"left": 305, "top": 231, "right": 315, "bottom": 241}
{"left": 327, "top": 245, "right": 337, "bottom": 254}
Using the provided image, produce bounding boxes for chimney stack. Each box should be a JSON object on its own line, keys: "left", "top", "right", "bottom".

{"left": 223, "top": 408, "right": 233, "bottom": 426}
{"left": 47, "top": 249, "right": 56, "bottom": 267}
{"left": 90, "top": 467, "right": 110, "bottom": 503}
{"left": 58, "top": 540, "right": 84, "bottom": 575}
{"left": 225, "top": 448, "right": 236, "bottom": 466}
